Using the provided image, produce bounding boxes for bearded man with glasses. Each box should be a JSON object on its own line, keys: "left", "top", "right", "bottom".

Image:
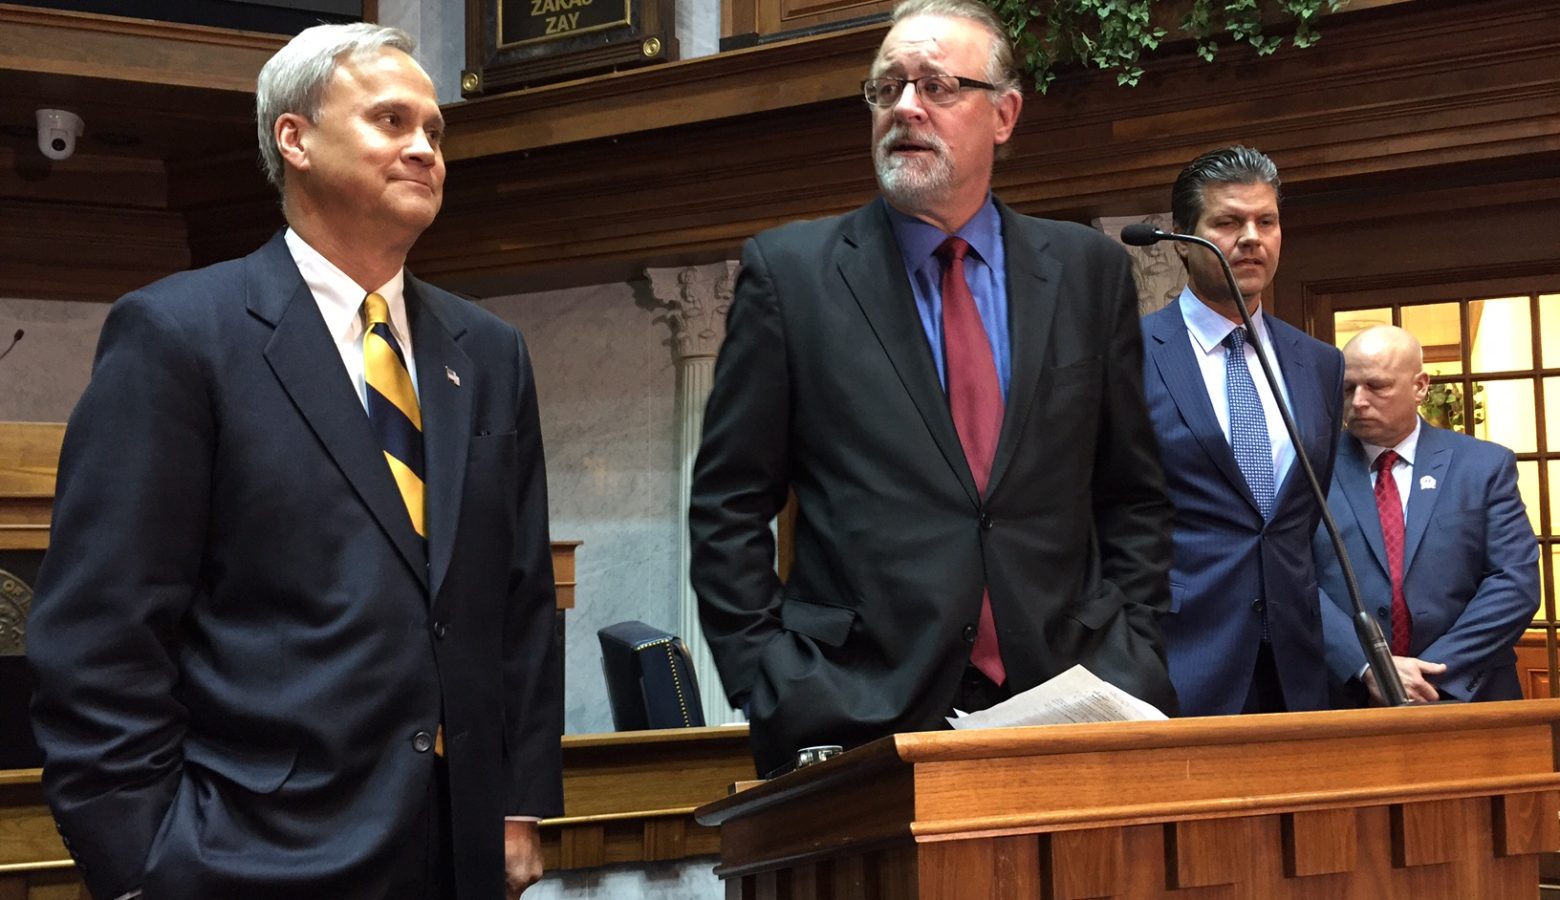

{"left": 691, "top": 0, "right": 1178, "bottom": 776}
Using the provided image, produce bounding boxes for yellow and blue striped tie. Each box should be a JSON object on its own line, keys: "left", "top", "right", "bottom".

{"left": 362, "top": 292, "right": 425, "bottom": 539}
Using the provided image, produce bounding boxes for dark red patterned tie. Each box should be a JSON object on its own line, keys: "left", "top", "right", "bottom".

{"left": 938, "top": 237, "right": 1006, "bottom": 685}
{"left": 1373, "top": 450, "right": 1412, "bottom": 655}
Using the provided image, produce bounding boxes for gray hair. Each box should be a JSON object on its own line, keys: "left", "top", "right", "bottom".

{"left": 885, "top": 0, "right": 1021, "bottom": 96}
{"left": 255, "top": 23, "right": 417, "bottom": 191}
{"left": 1171, "top": 145, "right": 1282, "bottom": 232}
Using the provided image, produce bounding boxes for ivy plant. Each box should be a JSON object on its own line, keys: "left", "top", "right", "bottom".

{"left": 989, "top": 0, "right": 1349, "bottom": 94}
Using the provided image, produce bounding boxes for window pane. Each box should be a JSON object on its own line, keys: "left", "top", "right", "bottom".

{"left": 1333, "top": 307, "right": 1392, "bottom": 351}
{"left": 1470, "top": 296, "right": 1533, "bottom": 373}
{"left": 1402, "top": 302, "right": 1463, "bottom": 375}
{"left": 1542, "top": 294, "right": 1560, "bottom": 368}
{"left": 1421, "top": 380, "right": 1470, "bottom": 433}
{"left": 1546, "top": 377, "right": 1560, "bottom": 454}
{"left": 1474, "top": 378, "right": 1536, "bottom": 452}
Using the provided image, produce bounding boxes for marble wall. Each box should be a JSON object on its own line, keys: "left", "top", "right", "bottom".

{"left": 527, "top": 859, "right": 721, "bottom": 898}
{"left": 481, "top": 281, "right": 688, "bottom": 736}
{"left": 0, "top": 297, "right": 109, "bottom": 423}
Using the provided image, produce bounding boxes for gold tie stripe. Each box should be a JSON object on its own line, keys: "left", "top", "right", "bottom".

{"left": 362, "top": 292, "right": 426, "bottom": 538}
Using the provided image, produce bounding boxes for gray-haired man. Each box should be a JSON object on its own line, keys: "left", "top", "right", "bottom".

{"left": 29, "top": 24, "right": 560, "bottom": 900}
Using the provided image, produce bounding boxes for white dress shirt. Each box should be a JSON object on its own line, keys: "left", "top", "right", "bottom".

{"left": 284, "top": 228, "right": 419, "bottom": 406}
{"left": 1360, "top": 418, "right": 1422, "bottom": 517}
{"left": 1178, "top": 287, "right": 1296, "bottom": 490}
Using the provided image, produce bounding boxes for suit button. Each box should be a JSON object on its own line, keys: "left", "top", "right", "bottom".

{"left": 1376, "top": 607, "right": 1389, "bottom": 620}
{"left": 962, "top": 624, "right": 977, "bottom": 643}
{"left": 413, "top": 731, "right": 435, "bottom": 753}
{"left": 979, "top": 513, "right": 993, "bottom": 530}
{"left": 433, "top": 621, "right": 448, "bottom": 639}
{"left": 1251, "top": 598, "right": 1265, "bottom": 615}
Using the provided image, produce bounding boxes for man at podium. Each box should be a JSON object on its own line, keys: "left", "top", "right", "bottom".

{"left": 690, "top": 0, "right": 1177, "bottom": 777}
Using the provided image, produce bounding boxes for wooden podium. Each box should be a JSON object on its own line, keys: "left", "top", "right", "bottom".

{"left": 696, "top": 701, "right": 1560, "bottom": 898}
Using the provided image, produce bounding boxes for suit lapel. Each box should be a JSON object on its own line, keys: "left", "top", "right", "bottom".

{"left": 1402, "top": 422, "right": 1450, "bottom": 572}
{"left": 836, "top": 201, "right": 978, "bottom": 507}
{"left": 407, "top": 278, "right": 473, "bottom": 605}
{"left": 1147, "top": 305, "right": 1256, "bottom": 511}
{"left": 249, "top": 234, "right": 429, "bottom": 588}
{"left": 1336, "top": 433, "right": 1391, "bottom": 575}
{"left": 984, "top": 205, "right": 1059, "bottom": 499}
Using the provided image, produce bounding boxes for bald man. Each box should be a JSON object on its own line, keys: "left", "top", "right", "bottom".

{"left": 1314, "top": 325, "right": 1538, "bottom": 706}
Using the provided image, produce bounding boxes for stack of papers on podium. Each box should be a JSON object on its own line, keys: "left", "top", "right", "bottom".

{"left": 947, "top": 664, "right": 1167, "bottom": 730}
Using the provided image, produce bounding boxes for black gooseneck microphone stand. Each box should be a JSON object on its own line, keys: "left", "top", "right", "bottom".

{"left": 1121, "top": 224, "right": 1410, "bottom": 708}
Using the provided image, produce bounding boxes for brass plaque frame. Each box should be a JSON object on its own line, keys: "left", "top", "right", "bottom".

{"left": 465, "top": 0, "right": 677, "bottom": 95}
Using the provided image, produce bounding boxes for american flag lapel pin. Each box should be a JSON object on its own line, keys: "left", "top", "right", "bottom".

{"left": 445, "top": 366, "right": 460, "bottom": 387}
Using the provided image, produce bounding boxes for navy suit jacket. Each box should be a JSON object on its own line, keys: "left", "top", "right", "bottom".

{"left": 28, "top": 234, "right": 563, "bottom": 900}
{"left": 692, "top": 199, "right": 1177, "bottom": 776}
{"left": 1141, "top": 300, "right": 1344, "bottom": 716}
{"left": 1315, "top": 424, "right": 1539, "bottom": 703}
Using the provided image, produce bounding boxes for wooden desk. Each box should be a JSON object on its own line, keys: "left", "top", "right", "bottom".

{"left": 1, "top": 725, "right": 752, "bottom": 895}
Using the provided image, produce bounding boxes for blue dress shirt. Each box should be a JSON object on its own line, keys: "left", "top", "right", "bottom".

{"left": 885, "top": 197, "right": 1011, "bottom": 398}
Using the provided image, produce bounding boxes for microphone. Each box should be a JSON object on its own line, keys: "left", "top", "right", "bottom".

{"left": 0, "top": 329, "right": 22, "bottom": 362}
{"left": 1122, "top": 224, "right": 1411, "bottom": 707}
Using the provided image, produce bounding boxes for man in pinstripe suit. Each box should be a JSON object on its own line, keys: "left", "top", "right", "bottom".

{"left": 1141, "top": 146, "right": 1344, "bottom": 716}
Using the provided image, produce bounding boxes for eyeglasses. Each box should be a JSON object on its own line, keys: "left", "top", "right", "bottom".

{"left": 861, "top": 75, "right": 998, "bottom": 108}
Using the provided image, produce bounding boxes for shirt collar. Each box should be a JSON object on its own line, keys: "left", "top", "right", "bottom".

{"left": 1361, "top": 417, "right": 1423, "bottom": 469}
{"left": 1178, "top": 285, "right": 1270, "bottom": 356}
{"left": 885, "top": 194, "right": 1002, "bottom": 272}
{"left": 284, "top": 228, "right": 409, "bottom": 345}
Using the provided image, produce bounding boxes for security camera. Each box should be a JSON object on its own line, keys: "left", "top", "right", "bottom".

{"left": 36, "top": 109, "right": 84, "bottom": 161}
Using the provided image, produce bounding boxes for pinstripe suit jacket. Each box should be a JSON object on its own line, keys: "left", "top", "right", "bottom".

{"left": 1141, "top": 299, "right": 1344, "bottom": 716}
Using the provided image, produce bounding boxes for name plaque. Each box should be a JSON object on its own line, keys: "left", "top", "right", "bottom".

{"left": 466, "top": 0, "right": 677, "bottom": 94}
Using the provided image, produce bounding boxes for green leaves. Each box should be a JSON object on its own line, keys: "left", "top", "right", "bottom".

{"left": 990, "top": 0, "right": 1347, "bottom": 93}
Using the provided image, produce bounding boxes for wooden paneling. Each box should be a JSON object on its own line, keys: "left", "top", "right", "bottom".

{"left": 414, "top": 0, "right": 1560, "bottom": 297}
{"left": 0, "top": 5, "right": 277, "bottom": 302}
{"left": 1283, "top": 808, "right": 1357, "bottom": 877}
{"left": 0, "top": 4, "right": 284, "bottom": 93}
{"left": 4, "top": 0, "right": 1557, "bottom": 303}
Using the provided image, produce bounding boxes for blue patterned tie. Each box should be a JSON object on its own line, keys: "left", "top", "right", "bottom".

{"left": 1224, "top": 327, "right": 1275, "bottom": 520}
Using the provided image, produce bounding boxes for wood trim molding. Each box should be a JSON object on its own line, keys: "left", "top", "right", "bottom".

{"left": 0, "top": 3, "right": 284, "bottom": 92}
{"left": 442, "top": 21, "right": 886, "bottom": 161}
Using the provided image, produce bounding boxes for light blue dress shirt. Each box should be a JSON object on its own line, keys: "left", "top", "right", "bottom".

{"left": 885, "top": 197, "right": 1011, "bottom": 398}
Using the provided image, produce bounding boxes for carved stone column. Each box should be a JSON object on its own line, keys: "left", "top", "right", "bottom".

{"left": 1094, "top": 213, "right": 1187, "bottom": 316}
{"left": 646, "top": 261, "right": 743, "bottom": 726}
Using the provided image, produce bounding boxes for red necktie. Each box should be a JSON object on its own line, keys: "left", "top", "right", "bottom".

{"left": 938, "top": 237, "right": 1006, "bottom": 685}
{"left": 1373, "top": 450, "right": 1412, "bottom": 655}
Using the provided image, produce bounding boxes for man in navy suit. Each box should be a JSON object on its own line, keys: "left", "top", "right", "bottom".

{"left": 1316, "top": 324, "right": 1538, "bottom": 705}
{"left": 1142, "top": 146, "right": 1345, "bottom": 716}
{"left": 692, "top": 0, "right": 1176, "bottom": 777}
{"left": 27, "top": 24, "right": 560, "bottom": 900}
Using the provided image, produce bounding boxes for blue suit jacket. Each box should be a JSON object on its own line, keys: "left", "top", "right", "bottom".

{"left": 1315, "top": 424, "right": 1539, "bottom": 703}
{"left": 28, "top": 234, "right": 563, "bottom": 900}
{"left": 1142, "top": 300, "right": 1344, "bottom": 716}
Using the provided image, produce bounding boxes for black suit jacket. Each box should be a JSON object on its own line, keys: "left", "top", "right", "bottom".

{"left": 690, "top": 198, "right": 1177, "bottom": 775}
{"left": 28, "top": 234, "right": 563, "bottom": 900}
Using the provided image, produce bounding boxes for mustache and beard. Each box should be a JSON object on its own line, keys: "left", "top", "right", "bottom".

{"left": 873, "top": 124, "right": 953, "bottom": 211}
